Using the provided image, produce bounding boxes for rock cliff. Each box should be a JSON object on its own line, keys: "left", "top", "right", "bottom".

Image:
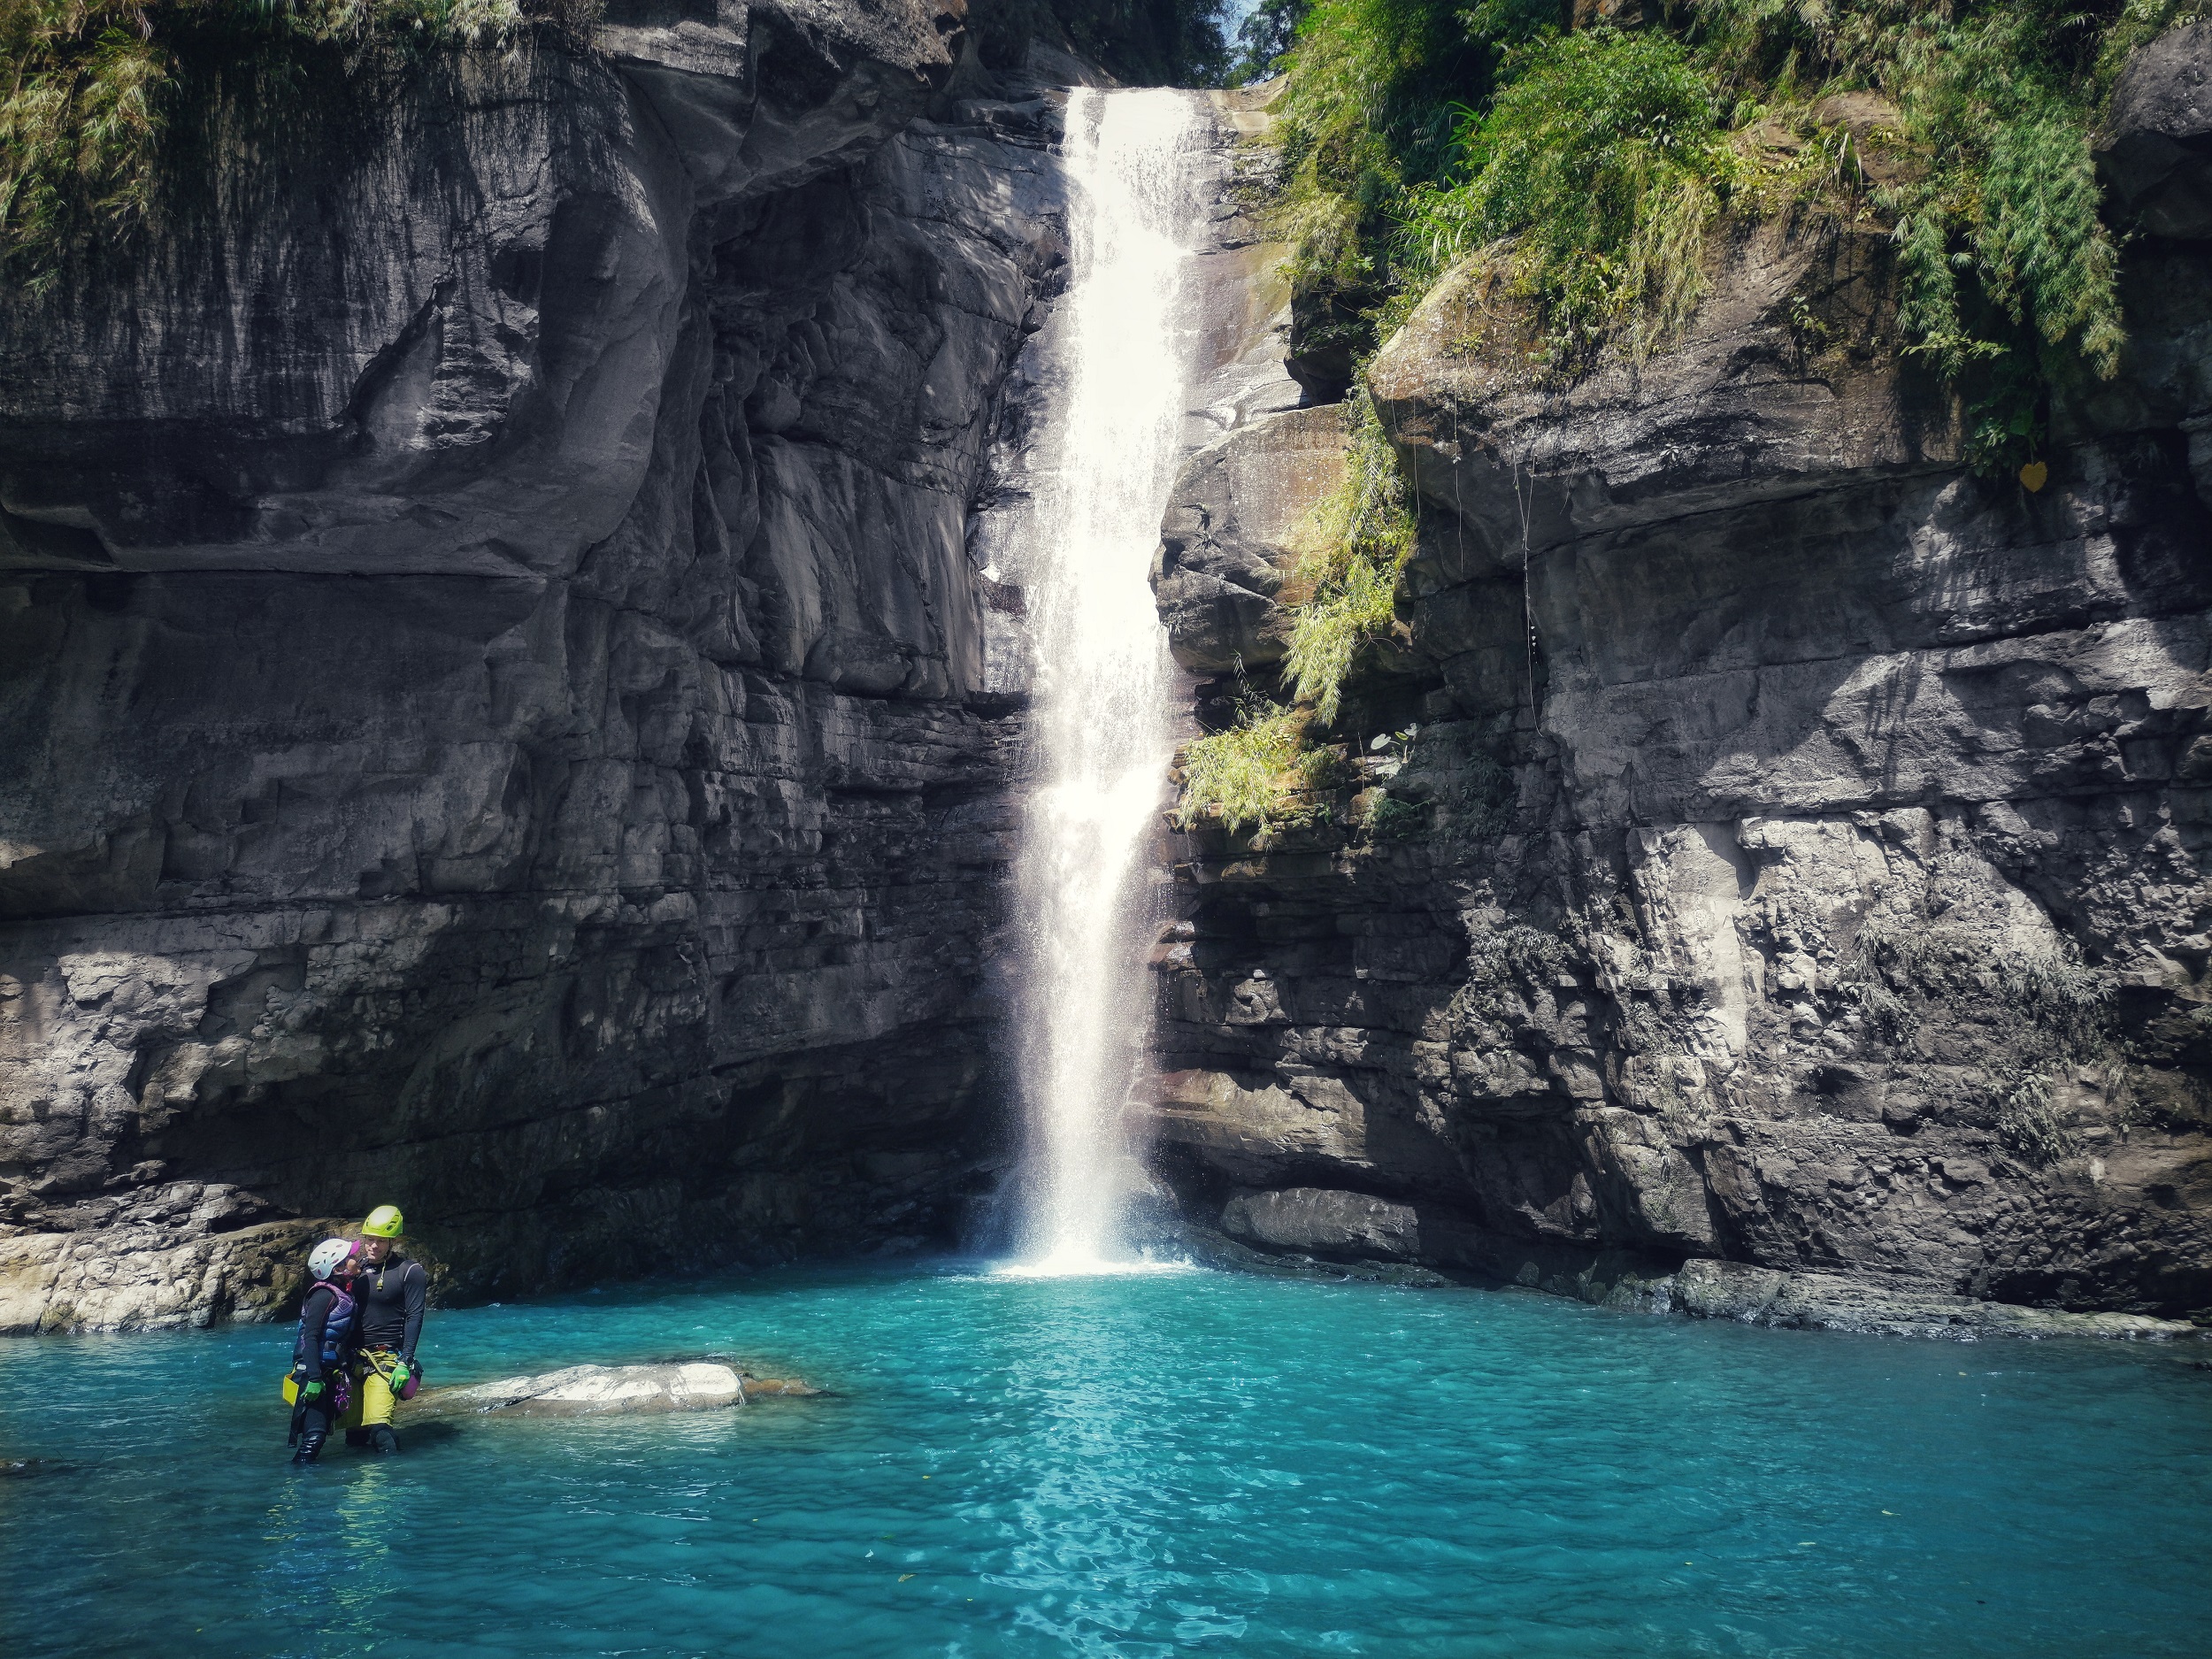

{"left": 1146, "top": 32, "right": 2212, "bottom": 1329}
{"left": 0, "top": 2, "right": 1086, "bottom": 1331}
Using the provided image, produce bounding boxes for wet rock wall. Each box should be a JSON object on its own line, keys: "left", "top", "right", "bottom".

{"left": 1144, "top": 35, "right": 2212, "bottom": 1329}
{"left": 0, "top": 4, "right": 1079, "bottom": 1330}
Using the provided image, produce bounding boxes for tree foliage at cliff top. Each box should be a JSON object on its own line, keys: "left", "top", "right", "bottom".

{"left": 1271, "top": 0, "right": 2203, "bottom": 408}
{"left": 0, "top": 0, "right": 1234, "bottom": 287}
{"left": 0, "top": 0, "right": 560, "bottom": 286}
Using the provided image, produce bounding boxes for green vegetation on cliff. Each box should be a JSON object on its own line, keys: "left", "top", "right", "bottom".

{"left": 1179, "top": 1, "right": 2200, "bottom": 840}
{"left": 0, "top": 0, "right": 559, "bottom": 286}
{"left": 1175, "top": 702, "right": 1315, "bottom": 839}
{"left": 1272, "top": 1, "right": 2193, "bottom": 418}
{"left": 1395, "top": 25, "right": 1741, "bottom": 373}
{"left": 1281, "top": 390, "right": 1415, "bottom": 725}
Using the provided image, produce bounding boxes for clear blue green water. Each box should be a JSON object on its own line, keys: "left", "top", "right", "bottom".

{"left": 4, "top": 1262, "right": 2209, "bottom": 1657}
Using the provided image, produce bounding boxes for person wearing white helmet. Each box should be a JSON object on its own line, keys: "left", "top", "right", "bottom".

{"left": 284, "top": 1237, "right": 361, "bottom": 1466}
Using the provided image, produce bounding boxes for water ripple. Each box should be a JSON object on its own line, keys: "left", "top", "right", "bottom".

{"left": 3, "top": 1263, "right": 2208, "bottom": 1656}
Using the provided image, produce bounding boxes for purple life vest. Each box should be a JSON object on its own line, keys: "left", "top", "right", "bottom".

{"left": 291, "top": 1281, "right": 358, "bottom": 1376}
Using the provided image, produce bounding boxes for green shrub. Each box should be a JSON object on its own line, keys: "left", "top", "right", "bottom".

{"left": 1439, "top": 748, "right": 1514, "bottom": 844}
{"left": 1686, "top": 1, "right": 2134, "bottom": 470}
{"left": 1397, "top": 27, "right": 1738, "bottom": 369}
{"left": 1462, "top": 919, "right": 1574, "bottom": 1016}
{"left": 2004, "top": 942, "right": 2113, "bottom": 1056}
{"left": 1, "top": 0, "right": 173, "bottom": 273}
{"left": 1284, "top": 388, "right": 1416, "bottom": 725}
{"left": 1267, "top": 1, "right": 2164, "bottom": 464}
{"left": 1994, "top": 1064, "right": 2077, "bottom": 1164}
{"left": 1873, "top": 4, "right": 2124, "bottom": 474}
{"left": 1268, "top": 0, "right": 1548, "bottom": 344}
{"left": 1175, "top": 704, "right": 1313, "bottom": 840}
{"left": 1363, "top": 791, "right": 1428, "bottom": 841}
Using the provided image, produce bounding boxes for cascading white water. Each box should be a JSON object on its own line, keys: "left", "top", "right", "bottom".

{"left": 1008, "top": 88, "right": 1204, "bottom": 1272}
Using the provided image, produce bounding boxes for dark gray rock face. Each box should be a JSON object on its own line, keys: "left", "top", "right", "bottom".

{"left": 1147, "top": 58, "right": 2212, "bottom": 1327}
{"left": 2101, "top": 21, "right": 2212, "bottom": 241}
{"left": 0, "top": 6, "right": 1074, "bottom": 1330}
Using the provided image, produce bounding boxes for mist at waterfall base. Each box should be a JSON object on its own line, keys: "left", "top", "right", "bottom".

{"left": 6, "top": 1265, "right": 2210, "bottom": 1658}
{"left": 1003, "top": 87, "right": 1194, "bottom": 1274}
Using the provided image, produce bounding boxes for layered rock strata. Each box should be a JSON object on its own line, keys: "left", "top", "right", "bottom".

{"left": 0, "top": 4, "right": 1081, "bottom": 1330}
{"left": 1146, "top": 51, "right": 2212, "bottom": 1329}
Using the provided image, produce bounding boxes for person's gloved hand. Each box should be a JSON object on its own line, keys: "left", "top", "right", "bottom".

{"left": 388, "top": 1360, "right": 411, "bottom": 1393}
{"left": 300, "top": 1378, "right": 326, "bottom": 1401}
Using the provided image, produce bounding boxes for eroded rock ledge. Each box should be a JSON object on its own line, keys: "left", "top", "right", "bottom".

{"left": 1161, "top": 1187, "right": 2201, "bottom": 1339}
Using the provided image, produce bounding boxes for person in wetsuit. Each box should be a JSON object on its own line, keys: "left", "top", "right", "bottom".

{"left": 288, "top": 1238, "right": 361, "bottom": 1465}
{"left": 348, "top": 1204, "right": 428, "bottom": 1454}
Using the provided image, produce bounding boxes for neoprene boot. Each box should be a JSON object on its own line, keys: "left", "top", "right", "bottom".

{"left": 343, "top": 1428, "right": 371, "bottom": 1448}
{"left": 367, "top": 1425, "right": 401, "bottom": 1454}
{"left": 291, "top": 1432, "right": 326, "bottom": 1466}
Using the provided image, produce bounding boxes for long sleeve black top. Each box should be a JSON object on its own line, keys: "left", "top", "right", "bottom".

{"left": 356, "top": 1256, "right": 427, "bottom": 1362}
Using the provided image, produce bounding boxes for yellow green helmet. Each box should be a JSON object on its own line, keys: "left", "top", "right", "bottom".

{"left": 362, "top": 1204, "right": 404, "bottom": 1239}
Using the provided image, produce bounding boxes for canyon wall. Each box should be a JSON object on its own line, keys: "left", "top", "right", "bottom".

{"left": 1146, "top": 31, "right": 2212, "bottom": 1331}
{"left": 11, "top": 4, "right": 2207, "bottom": 1339}
{"left": 0, "top": 2, "right": 1086, "bottom": 1331}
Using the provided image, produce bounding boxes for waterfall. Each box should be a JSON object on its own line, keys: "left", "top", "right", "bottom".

{"left": 1007, "top": 88, "right": 1204, "bottom": 1271}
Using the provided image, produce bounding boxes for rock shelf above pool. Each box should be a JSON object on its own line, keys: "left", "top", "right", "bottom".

{"left": 416, "top": 1362, "right": 818, "bottom": 1418}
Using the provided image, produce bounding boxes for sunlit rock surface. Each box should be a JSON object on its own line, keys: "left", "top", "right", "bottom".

{"left": 1147, "top": 38, "right": 2212, "bottom": 1327}
{"left": 0, "top": 5, "right": 1086, "bottom": 1330}
{"left": 1152, "top": 405, "right": 1347, "bottom": 674}
{"left": 419, "top": 1358, "right": 818, "bottom": 1416}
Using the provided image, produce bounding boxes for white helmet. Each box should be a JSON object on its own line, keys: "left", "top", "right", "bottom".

{"left": 307, "top": 1238, "right": 357, "bottom": 1281}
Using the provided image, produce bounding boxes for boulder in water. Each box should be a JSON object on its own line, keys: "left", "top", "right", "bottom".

{"left": 419, "top": 1362, "right": 816, "bottom": 1417}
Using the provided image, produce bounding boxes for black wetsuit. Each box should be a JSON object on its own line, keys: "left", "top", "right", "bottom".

{"left": 356, "top": 1255, "right": 427, "bottom": 1363}
{"left": 295, "top": 1284, "right": 345, "bottom": 1384}
{"left": 290, "top": 1283, "right": 351, "bottom": 1459}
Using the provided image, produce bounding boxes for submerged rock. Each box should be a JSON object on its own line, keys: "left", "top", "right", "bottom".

{"left": 419, "top": 1361, "right": 818, "bottom": 1417}
{"left": 1671, "top": 1260, "right": 2206, "bottom": 1342}
{"left": 0, "top": 1456, "right": 73, "bottom": 1479}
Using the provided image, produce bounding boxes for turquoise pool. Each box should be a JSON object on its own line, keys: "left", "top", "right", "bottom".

{"left": 3, "top": 1262, "right": 2208, "bottom": 1656}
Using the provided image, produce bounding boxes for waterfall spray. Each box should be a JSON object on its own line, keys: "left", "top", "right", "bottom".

{"left": 1007, "top": 88, "right": 1203, "bottom": 1271}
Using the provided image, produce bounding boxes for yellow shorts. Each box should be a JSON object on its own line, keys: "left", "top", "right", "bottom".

{"left": 357, "top": 1349, "right": 403, "bottom": 1427}
{"left": 280, "top": 1373, "right": 365, "bottom": 1430}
